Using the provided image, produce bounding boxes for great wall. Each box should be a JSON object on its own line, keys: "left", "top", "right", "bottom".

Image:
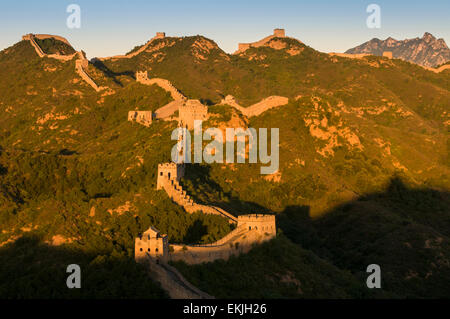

{"left": 9, "top": 28, "right": 450, "bottom": 299}
{"left": 22, "top": 33, "right": 105, "bottom": 92}
{"left": 129, "top": 79, "right": 277, "bottom": 298}
{"left": 328, "top": 49, "right": 450, "bottom": 72}
{"left": 128, "top": 69, "right": 290, "bottom": 127}
{"left": 22, "top": 29, "right": 450, "bottom": 101}
{"left": 98, "top": 32, "right": 166, "bottom": 61}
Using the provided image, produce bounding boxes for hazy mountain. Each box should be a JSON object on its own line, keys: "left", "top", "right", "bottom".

{"left": 346, "top": 32, "right": 450, "bottom": 67}
{"left": 0, "top": 33, "right": 449, "bottom": 298}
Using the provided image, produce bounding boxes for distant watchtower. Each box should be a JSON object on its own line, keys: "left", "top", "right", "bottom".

{"left": 135, "top": 226, "right": 169, "bottom": 263}
{"left": 273, "top": 29, "right": 286, "bottom": 38}
{"left": 136, "top": 71, "right": 149, "bottom": 83}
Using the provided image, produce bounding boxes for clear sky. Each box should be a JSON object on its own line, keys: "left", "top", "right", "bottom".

{"left": 1, "top": 0, "right": 449, "bottom": 58}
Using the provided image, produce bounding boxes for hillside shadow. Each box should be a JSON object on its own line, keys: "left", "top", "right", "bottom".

{"left": 0, "top": 235, "right": 168, "bottom": 299}
{"left": 277, "top": 176, "right": 450, "bottom": 298}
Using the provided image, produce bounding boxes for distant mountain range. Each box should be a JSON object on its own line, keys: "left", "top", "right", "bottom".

{"left": 346, "top": 32, "right": 450, "bottom": 67}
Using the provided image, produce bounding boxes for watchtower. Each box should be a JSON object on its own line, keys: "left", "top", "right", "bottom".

{"left": 135, "top": 226, "right": 169, "bottom": 263}
{"left": 237, "top": 214, "right": 276, "bottom": 237}
{"left": 383, "top": 51, "right": 393, "bottom": 59}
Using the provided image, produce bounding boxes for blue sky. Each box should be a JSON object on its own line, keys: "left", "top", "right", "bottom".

{"left": 1, "top": 0, "right": 449, "bottom": 58}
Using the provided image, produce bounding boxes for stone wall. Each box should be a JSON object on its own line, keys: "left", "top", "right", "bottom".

{"left": 75, "top": 56, "right": 102, "bottom": 92}
{"left": 33, "top": 34, "right": 72, "bottom": 46}
{"left": 154, "top": 100, "right": 184, "bottom": 120}
{"left": 128, "top": 110, "right": 153, "bottom": 127}
{"left": 136, "top": 72, "right": 185, "bottom": 101}
{"left": 98, "top": 32, "right": 166, "bottom": 60}
{"left": 23, "top": 34, "right": 104, "bottom": 92}
{"left": 157, "top": 163, "right": 185, "bottom": 190}
{"left": 135, "top": 226, "right": 169, "bottom": 263}
{"left": 425, "top": 64, "right": 450, "bottom": 73}
{"left": 157, "top": 163, "right": 238, "bottom": 223}
{"left": 328, "top": 52, "right": 371, "bottom": 59}
{"left": 168, "top": 214, "right": 276, "bottom": 264}
{"left": 139, "top": 255, "right": 214, "bottom": 299}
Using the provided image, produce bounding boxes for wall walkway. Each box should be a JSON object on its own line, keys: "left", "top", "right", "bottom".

{"left": 23, "top": 34, "right": 104, "bottom": 92}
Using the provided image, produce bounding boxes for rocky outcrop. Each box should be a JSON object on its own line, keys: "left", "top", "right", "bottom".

{"left": 345, "top": 32, "right": 450, "bottom": 67}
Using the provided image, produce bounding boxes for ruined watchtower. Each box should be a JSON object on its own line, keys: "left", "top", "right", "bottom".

{"left": 179, "top": 99, "right": 208, "bottom": 130}
{"left": 135, "top": 226, "right": 169, "bottom": 263}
